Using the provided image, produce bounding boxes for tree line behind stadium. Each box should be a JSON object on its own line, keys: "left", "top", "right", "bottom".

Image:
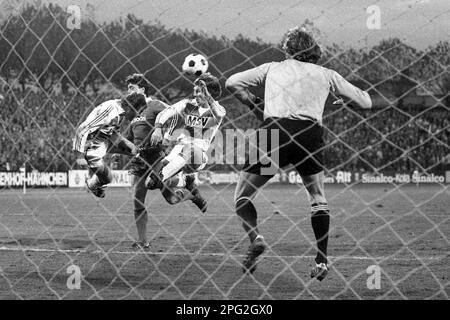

{"left": 0, "top": 3, "right": 448, "bottom": 174}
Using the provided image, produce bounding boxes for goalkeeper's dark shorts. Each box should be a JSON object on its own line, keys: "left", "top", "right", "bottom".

{"left": 242, "top": 117, "right": 325, "bottom": 177}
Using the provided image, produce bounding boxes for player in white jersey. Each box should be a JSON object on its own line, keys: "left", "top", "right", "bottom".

{"left": 226, "top": 27, "right": 372, "bottom": 279}
{"left": 73, "top": 92, "right": 146, "bottom": 198}
{"left": 145, "top": 73, "right": 225, "bottom": 210}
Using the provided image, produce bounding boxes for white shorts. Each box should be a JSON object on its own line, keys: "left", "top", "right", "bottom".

{"left": 164, "top": 143, "right": 208, "bottom": 171}
{"left": 84, "top": 137, "right": 111, "bottom": 168}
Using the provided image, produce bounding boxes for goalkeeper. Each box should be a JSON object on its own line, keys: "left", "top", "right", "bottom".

{"left": 226, "top": 27, "right": 372, "bottom": 279}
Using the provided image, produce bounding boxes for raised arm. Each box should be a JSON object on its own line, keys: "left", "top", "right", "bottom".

{"left": 225, "top": 63, "right": 272, "bottom": 121}
{"left": 328, "top": 70, "right": 372, "bottom": 109}
{"left": 197, "top": 80, "right": 226, "bottom": 122}
{"left": 151, "top": 100, "right": 186, "bottom": 146}
{"left": 155, "top": 99, "right": 185, "bottom": 127}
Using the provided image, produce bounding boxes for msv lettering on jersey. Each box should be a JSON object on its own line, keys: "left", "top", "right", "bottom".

{"left": 185, "top": 115, "right": 209, "bottom": 127}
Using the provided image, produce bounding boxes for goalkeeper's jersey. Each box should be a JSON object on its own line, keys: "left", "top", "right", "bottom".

{"left": 226, "top": 59, "right": 372, "bottom": 124}
{"left": 158, "top": 98, "right": 226, "bottom": 152}
{"left": 73, "top": 99, "right": 124, "bottom": 153}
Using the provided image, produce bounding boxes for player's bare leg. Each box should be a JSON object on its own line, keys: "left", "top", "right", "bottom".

{"left": 131, "top": 174, "right": 150, "bottom": 250}
{"left": 300, "top": 171, "right": 330, "bottom": 281}
{"left": 85, "top": 164, "right": 112, "bottom": 198}
{"left": 85, "top": 137, "right": 137, "bottom": 198}
{"left": 160, "top": 185, "right": 196, "bottom": 207}
{"left": 234, "top": 171, "right": 272, "bottom": 273}
{"left": 146, "top": 144, "right": 208, "bottom": 212}
{"left": 146, "top": 144, "right": 201, "bottom": 187}
{"left": 162, "top": 173, "right": 207, "bottom": 213}
{"left": 161, "top": 186, "right": 184, "bottom": 204}
{"left": 184, "top": 174, "right": 207, "bottom": 212}
{"left": 145, "top": 154, "right": 185, "bottom": 190}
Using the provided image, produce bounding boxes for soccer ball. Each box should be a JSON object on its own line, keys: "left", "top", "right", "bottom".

{"left": 182, "top": 53, "right": 209, "bottom": 77}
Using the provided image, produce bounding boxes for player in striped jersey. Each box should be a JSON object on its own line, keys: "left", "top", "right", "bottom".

{"left": 146, "top": 73, "right": 225, "bottom": 212}
{"left": 73, "top": 92, "right": 146, "bottom": 198}
{"left": 226, "top": 27, "right": 372, "bottom": 279}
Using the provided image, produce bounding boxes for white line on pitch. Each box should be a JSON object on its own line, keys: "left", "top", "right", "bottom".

{"left": 2, "top": 213, "right": 449, "bottom": 218}
{"left": 0, "top": 246, "right": 446, "bottom": 262}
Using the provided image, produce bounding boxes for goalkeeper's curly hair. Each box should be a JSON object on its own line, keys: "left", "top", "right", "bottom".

{"left": 282, "top": 27, "right": 322, "bottom": 64}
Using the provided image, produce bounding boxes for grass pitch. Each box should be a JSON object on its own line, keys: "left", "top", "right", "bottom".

{"left": 0, "top": 183, "right": 448, "bottom": 299}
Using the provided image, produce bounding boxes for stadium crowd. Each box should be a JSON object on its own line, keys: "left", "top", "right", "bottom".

{"left": 0, "top": 90, "right": 448, "bottom": 174}
{"left": 322, "top": 108, "right": 449, "bottom": 173}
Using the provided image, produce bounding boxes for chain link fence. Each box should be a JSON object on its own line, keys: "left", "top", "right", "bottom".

{"left": 0, "top": 1, "right": 449, "bottom": 299}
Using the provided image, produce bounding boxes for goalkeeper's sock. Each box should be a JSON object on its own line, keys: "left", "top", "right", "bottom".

{"left": 311, "top": 203, "right": 330, "bottom": 264}
{"left": 236, "top": 197, "right": 259, "bottom": 243}
{"left": 161, "top": 155, "right": 186, "bottom": 182}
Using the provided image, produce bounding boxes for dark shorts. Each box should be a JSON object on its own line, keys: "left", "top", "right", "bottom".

{"left": 129, "top": 145, "right": 167, "bottom": 177}
{"left": 242, "top": 117, "right": 325, "bottom": 176}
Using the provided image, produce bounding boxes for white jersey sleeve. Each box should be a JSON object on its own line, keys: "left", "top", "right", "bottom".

{"left": 328, "top": 70, "right": 372, "bottom": 109}
{"left": 73, "top": 100, "right": 123, "bottom": 153}
{"left": 226, "top": 62, "right": 272, "bottom": 89}
{"left": 156, "top": 99, "right": 188, "bottom": 125}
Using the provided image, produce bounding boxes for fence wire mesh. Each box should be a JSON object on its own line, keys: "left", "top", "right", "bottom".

{"left": 0, "top": 0, "right": 449, "bottom": 300}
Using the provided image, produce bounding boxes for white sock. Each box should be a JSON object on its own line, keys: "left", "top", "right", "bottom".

{"left": 161, "top": 155, "right": 186, "bottom": 182}
{"left": 255, "top": 235, "right": 264, "bottom": 241}
{"left": 176, "top": 172, "right": 186, "bottom": 188}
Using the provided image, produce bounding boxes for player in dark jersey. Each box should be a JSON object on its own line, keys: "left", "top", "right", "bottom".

{"left": 125, "top": 74, "right": 207, "bottom": 249}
